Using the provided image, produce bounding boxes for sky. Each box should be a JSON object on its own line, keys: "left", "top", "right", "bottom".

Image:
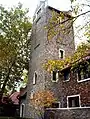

{"left": 0, "top": 0, "right": 71, "bottom": 18}
{"left": 0, "top": 0, "right": 88, "bottom": 46}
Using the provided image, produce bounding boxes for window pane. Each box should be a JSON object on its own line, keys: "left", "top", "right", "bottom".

{"left": 68, "top": 96, "right": 80, "bottom": 107}
{"left": 60, "top": 50, "right": 63, "bottom": 59}
{"left": 53, "top": 71, "right": 56, "bottom": 81}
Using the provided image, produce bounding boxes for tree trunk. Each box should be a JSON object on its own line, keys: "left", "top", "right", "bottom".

{"left": 0, "top": 59, "right": 15, "bottom": 101}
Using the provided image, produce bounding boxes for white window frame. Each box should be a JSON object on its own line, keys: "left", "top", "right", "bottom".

{"left": 59, "top": 48, "right": 65, "bottom": 59}
{"left": 20, "top": 103, "right": 25, "bottom": 117}
{"left": 51, "top": 70, "right": 59, "bottom": 82}
{"left": 67, "top": 94, "right": 81, "bottom": 108}
{"left": 33, "top": 71, "right": 38, "bottom": 85}
{"left": 77, "top": 73, "right": 90, "bottom": 83}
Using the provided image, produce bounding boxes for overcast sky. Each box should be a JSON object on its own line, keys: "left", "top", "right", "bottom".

{"left": 0, "top": 0, "right": 71, "bottom": 18}
{"left": 0, "top": 0, "right": 88, "bottom": 46}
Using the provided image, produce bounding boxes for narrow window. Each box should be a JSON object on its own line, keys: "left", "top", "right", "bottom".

{"left": 59, "top": 49, "right": 65, "bottom": 59}
{"left": 36, "top": 17, "right": 41, "bottom": 24}
{"left": 33, "top": 71, "right": 37, "bottom": 84}
{"left": 20, "top": 104, "right": 25, "bottom": 117}
{"left": 51, "top": 71, "right": 59, "bottom": 82}
{"left": 37, "top": 8, "right": 41, "bottom": 15}
{"left": 67, "top": 95, "right": 80, "bottom": 108}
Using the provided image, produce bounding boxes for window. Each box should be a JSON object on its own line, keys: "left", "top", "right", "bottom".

{"left": 77, "top": 62, "right": 90, "bottom": 82}
{"left": 37, "top": 8, "right": 41, "bottom": 15}
{"left": 36, "top": 17, "right": 41, "bottom": 24}
{"left": 51, "top": 71, "right": 59, "bottom": 82}
{"left": 52, "top": 102, "right": 60, "bottom": 108}
{"left": 33, "top": 71, "right": 37, "bottom": 84}
{"left": 62, "top": 68, "right": 70, "bottom": 81}
{"left": 67, "top": 95, "right": 81, "bottom": 108}
{"left": 20, "top": 104, "right": 25, "bottom": 117}
{"left": 59, "top": 49, "right": 65, "bottom": 59}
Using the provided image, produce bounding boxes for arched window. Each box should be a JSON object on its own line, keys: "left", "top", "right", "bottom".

{"left": 59, "top": 49, "right": 65, "bottom": 59}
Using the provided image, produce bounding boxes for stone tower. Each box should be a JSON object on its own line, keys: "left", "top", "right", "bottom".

{"left": 25, "top": 1, "right": 75, "bottom": 118}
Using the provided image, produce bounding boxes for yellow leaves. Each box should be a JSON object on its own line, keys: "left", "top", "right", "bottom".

{"left": 31, "top": 90, "right": 56, "bottom": 108}
{"left": 44, "top": 43, "right": 90, "bottom": 72}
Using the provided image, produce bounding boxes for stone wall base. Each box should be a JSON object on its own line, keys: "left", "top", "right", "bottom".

{"left": 45, "top": 107, "right": 90, "bottom": 119}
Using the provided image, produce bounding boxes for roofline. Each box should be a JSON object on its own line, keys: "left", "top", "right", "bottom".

{"left": 47, "top": 5, "right": 73, "bottom": 18}
{"left": 61, "top": 53, "right": 90, "bottom": 71}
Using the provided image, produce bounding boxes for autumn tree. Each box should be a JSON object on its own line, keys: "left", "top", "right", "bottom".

{"left": 31, "top": 90, "right": 56, "bottom": 119}
{"left": 0, "top": 3, "right": 32, "bottom": 99}
{"left": 47, "top": 0, "right": 90, "bottom": 41}
{"left": 44, "top": 0, "right": 90, "bottom": 72}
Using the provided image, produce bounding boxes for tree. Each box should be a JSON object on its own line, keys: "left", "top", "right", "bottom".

{"left": 44, "top": 42, "right": 90, "bottom": 72}
{"left": 31, "top": 90, "right": 56, "bottom": 119}
{"left": 0, "top": 3, "right": 32, "bottom": 99}
{"left": 46, "top": 0, "right": 90, "bottom": 41}
{"left": 44, "top": 0, "right": 90, "bottom": 72}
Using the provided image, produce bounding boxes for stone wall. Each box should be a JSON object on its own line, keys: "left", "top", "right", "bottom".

{"left": 25, "top": 5, "right": 75, "bottom": 118}
{"left": 45, "top": 108, "right": 90, "bottom": 119}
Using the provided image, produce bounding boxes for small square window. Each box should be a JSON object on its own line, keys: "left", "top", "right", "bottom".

{"left": 67, "top": 95, "right": 80, "bottom": 108}
{"left": 51, "top": 102, "right": 60, "bottom": 108}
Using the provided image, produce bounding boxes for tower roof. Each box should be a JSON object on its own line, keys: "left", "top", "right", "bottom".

{"left": 47, "top": 5, "right": 72, "bottom": 18}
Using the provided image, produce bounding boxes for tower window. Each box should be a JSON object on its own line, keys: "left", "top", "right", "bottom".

{"left": 67, "top": 95, "right": 81, "bottom": 108}
{"left": 63, "top": 68, "right": 70, "bottom": 81}
{"left": 59, "top": 49, "right": 65, "bottom": 59}
{"left": 33, "top": 71, "right": 37, "bottom": 84}
{"left": 36, "top": 17, "right": 41, "bottom": 24}
{"left": 37, "top": 8, "right": 41, "bottom": 15}
{"left": 51, "top": 71, "right": 59, "bottom": 82}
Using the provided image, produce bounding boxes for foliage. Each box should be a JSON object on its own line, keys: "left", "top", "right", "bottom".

{"left": 44, "top": 0, "right": 90, "bottom": 73}
{"left": 31, "top": 90, "right": 56, "bottom": 119}
{"left": 31, "top": 90, "right": 56, "bottom": 108}
{"left": 46, "top": 10, "right": 73, "bottom": 40}
{"left": 46, "top": 0, "right": 90, "bottom": 42}
{"left": 44, "top": 43, "right": 90, "bottom": 72}
{"left": 0, "top": 3, "right": 32, "bottom": 97}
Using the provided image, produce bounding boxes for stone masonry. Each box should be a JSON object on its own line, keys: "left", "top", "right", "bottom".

{"left": 24, "top": 2, "right": 75, "bottom": 118}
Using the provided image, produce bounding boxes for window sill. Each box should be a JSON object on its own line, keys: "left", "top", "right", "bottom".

{"left": 51, "top": 79, "right": 59, "bottom": 83}
{"left": 77, "top": 78, "right": 90, "bottom": 83}
{"left": 63, "top": 78, "right": 70, "bottom": 82}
